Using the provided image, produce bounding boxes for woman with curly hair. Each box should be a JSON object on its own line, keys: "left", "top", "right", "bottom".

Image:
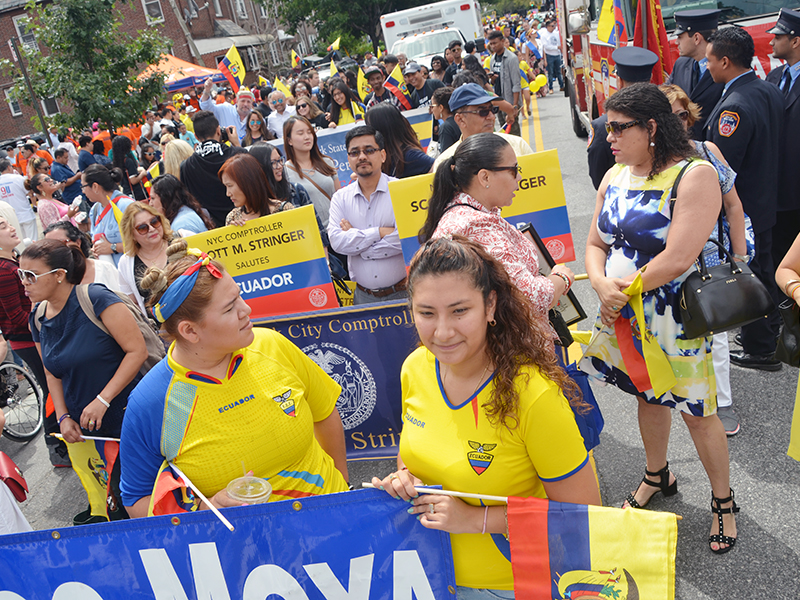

{"left": 580, "top": 83, "right": 737, "bottom": 553}
{"left": 372, "top": 236, "right": 599, "bottom": 598}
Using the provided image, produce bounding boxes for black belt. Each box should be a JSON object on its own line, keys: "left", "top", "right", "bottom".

{"left": 356, "top": 278, "right": 407, "bottom": 298}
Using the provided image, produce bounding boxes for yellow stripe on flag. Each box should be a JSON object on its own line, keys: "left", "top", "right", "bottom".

{"left": 273, "top": 77, "right": 292, "bottom": 98}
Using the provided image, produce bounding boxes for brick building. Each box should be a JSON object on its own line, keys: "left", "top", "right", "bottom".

{"left": 0, "top": 0, "right": 317, "bottom": 140}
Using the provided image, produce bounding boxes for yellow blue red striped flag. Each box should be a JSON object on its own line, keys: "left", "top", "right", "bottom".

{"left": 218, "top": 45, "right": 246, "bottom": 93}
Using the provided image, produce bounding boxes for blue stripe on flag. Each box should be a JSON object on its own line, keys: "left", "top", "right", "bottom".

{"left": 234, "top": 258, "right": 330, "bottom": 300}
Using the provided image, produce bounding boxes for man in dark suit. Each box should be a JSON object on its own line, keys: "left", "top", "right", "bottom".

{"left": 587, "top": 46, "right": 658, "bottom": 189}
{"left": 667, "top": 10, "right": 724, "bottom": 139}
{"left": 705, "top": 26, "right": 786, "bottom": 370}
{"left": 765, "top": 9, "right": 800, "bottom": 270}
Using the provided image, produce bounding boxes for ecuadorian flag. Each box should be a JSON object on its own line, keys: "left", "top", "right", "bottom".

{"left": 508, "top": 496, "right": 677, "bottom": 599}
{"left": 597, "top": 0, "right": 627, "bottom": 45}
{"left": 148, "top": 460, "right": 198, "bottom": 516}
{"left": 356, "top": 67, "right": 371, "bottom": 102}
{"left": 384, "top": 64, "right": 413, "bottom": 110}
{"left": 218, "top": 45, "right": 246, "bottom": 93}
{"left": 66, "top": 440, "right": 120, "bottom": 519}
{"left": 291, "top": 49, "right": 301, "bottom": 68}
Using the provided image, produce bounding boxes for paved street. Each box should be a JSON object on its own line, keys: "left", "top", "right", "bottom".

{"left": 2, "top": 90, "right": 799, "bottom": 599}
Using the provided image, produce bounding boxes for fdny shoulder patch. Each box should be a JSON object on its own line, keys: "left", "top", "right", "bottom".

{"left": 718, "top": 110, "right": 740, "bottom": 137}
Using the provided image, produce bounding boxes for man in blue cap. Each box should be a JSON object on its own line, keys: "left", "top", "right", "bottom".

{"left": 766, "top": 8, "right": 800, "bottom": 270}
{"left": 705, "top": 26, "right": 785, "bottom": 371}
{"left": 667, "top": 9, "right": 724, "bottom": 139}
{"left": 586, "top": 46, "right": 658, "bottom": 190}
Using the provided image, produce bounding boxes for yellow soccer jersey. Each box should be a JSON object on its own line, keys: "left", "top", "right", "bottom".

{"left": 120, "top": 328, "right": 348, "bottom": 506}
{"left": 399, "top": 347, "right": 588, "bottom": 590}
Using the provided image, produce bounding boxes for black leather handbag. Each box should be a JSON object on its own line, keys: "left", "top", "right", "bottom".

{"left": 774, "top": 299, "right": 800, "bottom": 367}
{"left": 680, "top": 238, "right": 775, "bottom": 339}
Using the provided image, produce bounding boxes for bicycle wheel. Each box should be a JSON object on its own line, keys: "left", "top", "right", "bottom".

{"left": 0, "top": 363, "right": 44, "bottom": 441}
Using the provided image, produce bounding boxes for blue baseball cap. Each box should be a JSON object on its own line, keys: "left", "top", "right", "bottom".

{"left": 449, "top": 83, "right": 499, "bottom": 112}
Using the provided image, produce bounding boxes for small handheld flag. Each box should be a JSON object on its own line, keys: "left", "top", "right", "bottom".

{"left": 218, "top": 45, "right": 246, "bottom": 93}
{"left": 273, "top": 76, "right": 292, "bottom": 98}
{"left": 327, "top": 37, "right": 341, "bottom": 52}
{"left": 330, "top": 59, "right": 339, "bottom": 79}
{"left": 258, "top": 75, "right": 269, "bottom": 87}
{"left": 291, "top": 49, "right": 301, "bottom": 68}
{"left": 356, "top": 67, "right": 371, "bottom": 102}
{"left": 384, "top": 64, "right": 413, "bottom": 110}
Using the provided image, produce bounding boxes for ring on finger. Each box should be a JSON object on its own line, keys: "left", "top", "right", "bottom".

{"left": 611, "top": 305, "right": 619, "bottom": 311}
{"left": 429, "top": 504, "right": 435, "bottom": 514}
{"left": 388, "top": 474, "right": 398, "bottom": 481}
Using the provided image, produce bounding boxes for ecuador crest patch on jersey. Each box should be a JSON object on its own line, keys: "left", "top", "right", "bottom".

{"left": 718, "top": 110, "right": 740, "bottom": 137}
{"left": 467, "top": 441, "right": 496, "bottom": 475}
{"left": 273, "top": 389, "right": 296, "bottom": 417}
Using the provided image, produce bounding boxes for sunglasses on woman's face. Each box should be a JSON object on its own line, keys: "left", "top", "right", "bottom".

{"left": 249, "top": 119, "right": 262, "bottom": 125}
{"left": 134, "top": 215, "right": 162, "bottom": 234}
{"left": 17, "top": 268, "right": 61, "bottom": 284}
{"left": 296, "top": 103, "right": 309, "bottom": 109}
{"left": 604, "top": 119, "right": 642, "bottom": 136}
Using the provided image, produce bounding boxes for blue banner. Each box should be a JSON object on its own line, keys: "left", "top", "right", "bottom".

{"left": 0, "top": 489, "right": 455, "bottom": 600}
{"left": 273, "top": 107, "right": 433, "bottom": 186}
{"left": 257, "top": 301, "right": 417, "bottom": 460}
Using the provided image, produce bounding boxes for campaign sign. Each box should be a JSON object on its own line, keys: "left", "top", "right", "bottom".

{"left": 258, "top": 301, "right": 417, "bottom": 460}
{"left": 390, "top": 148, "right": 576, "bottom": 264}
{"left": 273, "top": 107, "right": 433, "bottom": 186}
{"left": 0, "top": 489, "right": 456, "bottom": 600}
{"left": 185, "top": 205, "right": 338, "bottom": 319}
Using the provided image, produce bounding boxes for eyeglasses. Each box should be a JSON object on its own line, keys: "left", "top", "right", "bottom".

{"left": 17, "top": 267, "right": 61, "bottom": 284}
{"left": 144, "top": 151, "right": 155, "bottom": 155}
{"left": 134, "top": 215, "right": 162, "bottom": 234}
{"left": 458, "top": 106, "right": 499, "bottom": 118}
{"left": 249, "top": 120, "right": 262, "bottom": 125}
{"left": 42, "top": 177, "right": 53, "bottom": 183}
{"left": 272, "top": 98, "right": 285, "bottom": 104}
{"left": 674, "top": 110, "right": 689, "bottom": 122}
{"left": 296, "top": 103, "right": 309, "bottom": 109}
{"left": 477, "top": 164, "right": 522, "bottom": 175}
{"left": 271, "top": 157, "right": 285, "bottom": 168}
{"left": 81, "top": 182, "right": 92, "bottom": 189}
{"left": 605, "top": 119, "right": 642, "bottom": 135}
{"left": 346, "top": 147, "right": 380, "bottom": 158}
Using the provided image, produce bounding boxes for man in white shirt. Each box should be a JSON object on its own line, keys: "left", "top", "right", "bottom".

{"left": 199, "top": 77, "right": 255, "bottom": 142}
{"left": 0, "top": 159, "right": 36, "bottom": 241}
{"left": 328, "top": 125, "right": 406, "bottom": 305}
{"left": 266, "top": 91, "right": 296, "bottom": 138}
{"left": 539, "top": 19, "right": 564, "bottom": 92}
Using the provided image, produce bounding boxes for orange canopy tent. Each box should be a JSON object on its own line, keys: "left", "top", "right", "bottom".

{"left": 140, "top": 54, "right": 227, "bottom": 92}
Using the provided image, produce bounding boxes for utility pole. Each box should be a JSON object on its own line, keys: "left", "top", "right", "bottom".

{"left": 9, "top": 36, "right": 48, "bottom": 142}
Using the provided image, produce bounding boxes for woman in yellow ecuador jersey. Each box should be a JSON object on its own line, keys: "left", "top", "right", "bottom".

{"left": 372, "top": 236, "right": 600, "bottom": 598}
{"left": 120, "top": 239, "right": 348, "bottom": 517}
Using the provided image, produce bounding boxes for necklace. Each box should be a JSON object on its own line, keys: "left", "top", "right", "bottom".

{"left": 442, "top": 361, "right": 490, "bottom": 404}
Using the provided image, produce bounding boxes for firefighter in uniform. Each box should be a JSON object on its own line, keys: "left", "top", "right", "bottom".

{"left": 667, "top": 9, "right": 725, "bottom": 140}
{"left": 705, "top": 26, "right": 785, "bottom": 371}
{"left": 586, "top": 46, "right": 658, "bottom": 190}
{"left": 765, "top": 9, "right": 800, "bottom": 268}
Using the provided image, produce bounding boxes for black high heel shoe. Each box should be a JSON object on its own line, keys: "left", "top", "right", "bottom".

{"left": 709, "top": 488, "right": 739, "bottom": 554}
{"left": 623, "top": 462, "right": 678, "bottom": 509}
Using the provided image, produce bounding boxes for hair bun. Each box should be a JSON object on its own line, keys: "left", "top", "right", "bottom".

{"left": 166, "top": 238, "right": 189, "bottom": 262}
{"left": 140, "top": 267, "right": 169, "bottom": 296}
{"left": 108, "top": 167, "right": 124, "bottom": 184}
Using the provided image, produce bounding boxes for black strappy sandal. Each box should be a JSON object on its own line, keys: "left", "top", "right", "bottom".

{"left": 709, "top": 488, "right": 739, "bottom": 554}
{"left": 623, "top": 463, "right": 678, "bottom": 509}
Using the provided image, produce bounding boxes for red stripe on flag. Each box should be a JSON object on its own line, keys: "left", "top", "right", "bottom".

{"left": 243, "top": 283, "right": 339, "bottom": 319}
{"left": 218, "top": 62, "right": 239, "bottom": 93}
{"left": 508, "top": 496, "right": 552, "bottom": 597}
{"left": 383, "top": 82, "right": 411, "bottom": 110}
{"left": 614, "top": 317, "right": 653, "bottom": 392}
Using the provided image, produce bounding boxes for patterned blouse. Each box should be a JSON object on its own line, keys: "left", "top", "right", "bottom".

{"left": 431, "top": 192, "right": 555, "bottom": 319}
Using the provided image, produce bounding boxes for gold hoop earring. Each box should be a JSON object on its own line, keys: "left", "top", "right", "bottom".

{"left": 489, "top": 318, "right": 496, "bottom": 327}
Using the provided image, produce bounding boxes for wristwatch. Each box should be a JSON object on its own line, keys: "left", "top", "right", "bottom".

{"left": 111, "top": 243, "right": 117, "bottom": 253}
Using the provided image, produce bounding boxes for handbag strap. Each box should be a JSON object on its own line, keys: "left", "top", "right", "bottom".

{"left": 668, "top": 159, "right": 694, "bottom": 213}
{"left": 286, "top": 163, "right": 332, "bottom": 202}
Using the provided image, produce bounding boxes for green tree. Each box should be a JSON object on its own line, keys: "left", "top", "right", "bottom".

{"left": 275, "top": 0, "right": 428, "bottom": 55}
{"left": 3, "top": 0, "right": 168, "bottom": 132}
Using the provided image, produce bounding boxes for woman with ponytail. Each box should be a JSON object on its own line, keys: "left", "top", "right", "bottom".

{"left": 418, "top": 132, "right": 574, "bottom": 324}
{"left": 23, "top": 239, "right": 149, "bottom": 522}
{"left": 83, "top": 164, "right": 136, "bottom": 267}
{"left": 119, "top": 239, "right": 349, "bottom": 518}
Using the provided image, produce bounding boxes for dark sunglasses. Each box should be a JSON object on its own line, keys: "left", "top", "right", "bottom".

{"left": 605, "top": 119, "right": 642, "bottom": 135}
{"left": 458, "top": 106, "right": 499, "bottom": 118}
{"left": 296, "top": 103, "right": 309, "bottom": 109}
{"left": 476, "top": 164, "right": 521, "bottom": 175}
{"left": 134, "top": 215, "right": 162, "bottom": 234}
{"left": 674, "top": 110, "right": 690, "bottom": 121}
{"left": 346, "top": 147, "right": 380, "bottom": 158}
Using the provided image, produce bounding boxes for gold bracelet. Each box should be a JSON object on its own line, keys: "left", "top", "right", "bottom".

{"left": 784, "top": 278, "right": 800, "bottom": 296}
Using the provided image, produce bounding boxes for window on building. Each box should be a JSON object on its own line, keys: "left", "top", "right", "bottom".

{"left": 212, "top": 0, "right": 222, "bottom": 17}
{"left": 298, "top": 39, "right": 307, "bottom": 56}
{"left": 12, "top": 16, "right": 38, "bottom": 52}
{"left": 259, "top": 4, "right": 268, "bottom": 18}
{"left": 41, "top": 97, "right": 59, "bottom": 117}
{"left": 246, "top": 47, "right": 259, "bottom": 70}
{"left": 235, "top": 0, "right": 247, "bottom": 19}
{"left": 269, "top": 42, "right": 281, "bottom": 66}
{"left": 141, "top": 0, "right": 165, "bottom": 24}
{"left": 4, "top": 90, "right": 21, "bottom": 117}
